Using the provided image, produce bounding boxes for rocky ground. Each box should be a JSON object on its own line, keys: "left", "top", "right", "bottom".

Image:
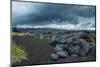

{"left": 49, "top": 31, "right": 96, "bottom": 60}
{"left": 12, "top": 30, "right": 96, "bottom": 66}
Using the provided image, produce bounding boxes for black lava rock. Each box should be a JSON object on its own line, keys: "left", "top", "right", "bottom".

{"left": 56, "top": 50, "right": 68, "bottom": 58}
{"left": 79, "top": 49, "right": 87, "bottom": 56}
{"left": 67, "top": 45, "right": 80, "bottom": 55}
{"left": 49, "top": 31, "right": 95, "bottom": 61}
{"left": 51, "top": 53, "right": 59, "bottom": 60}
{"left": 54, "top": 45, "right": 64, "bottom": 52}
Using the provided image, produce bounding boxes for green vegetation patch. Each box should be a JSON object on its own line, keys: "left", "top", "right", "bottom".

{"left": 12, "top": 32, "right": 25, "bottom": 36}
{"left": 12, "top": 32, "right": 32, "bottom": 36}
{"left": 12, "top": 43, "right": 27, "bottom": 64}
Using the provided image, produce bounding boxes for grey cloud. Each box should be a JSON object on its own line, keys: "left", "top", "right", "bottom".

{"left": 12, "top": 2, "right": 96, "bottom": 26}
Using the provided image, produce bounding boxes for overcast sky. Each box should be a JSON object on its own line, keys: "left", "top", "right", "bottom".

{"left": 12, "top": 2, "right": 96, "bottom": 30}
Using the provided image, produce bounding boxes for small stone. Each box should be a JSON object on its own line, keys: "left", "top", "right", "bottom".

{"left": 54, "top": 45, "right": 63, "bottom": 52}
{"left": 51, "top": 53, "right": 59, "bottom": 60}
{"left": 56, "top": 50, "right": 68, "bottom": 58}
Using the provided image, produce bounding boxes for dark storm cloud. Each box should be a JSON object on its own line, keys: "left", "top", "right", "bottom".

{"left": 12, "top": 2, "right": 96, "bottom": 26}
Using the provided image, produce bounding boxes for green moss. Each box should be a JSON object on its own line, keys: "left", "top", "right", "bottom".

{"left": 12, "top": 43, "right": 27, "bottom": 64}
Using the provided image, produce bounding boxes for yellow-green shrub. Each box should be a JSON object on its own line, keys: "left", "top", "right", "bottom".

{"left": 12, "top": 43, "right": 27, "bottom": 64}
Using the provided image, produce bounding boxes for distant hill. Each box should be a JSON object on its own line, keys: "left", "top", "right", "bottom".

{"left": 12, "top": 27, "right": 95, "bottom": 34}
